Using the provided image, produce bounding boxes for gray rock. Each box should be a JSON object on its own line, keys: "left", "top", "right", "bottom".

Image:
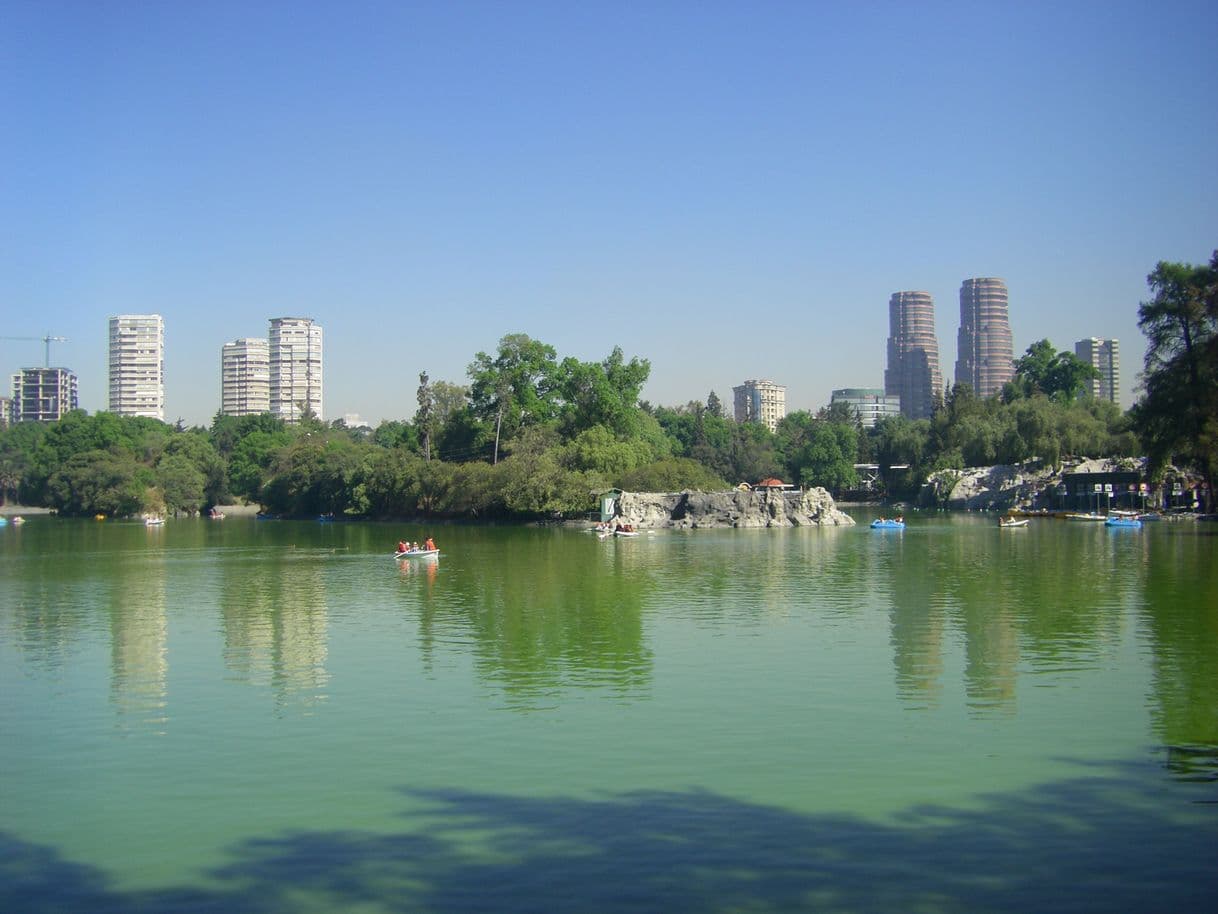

{"left": 615, "top": 488, "right": 855, "bottom": 529}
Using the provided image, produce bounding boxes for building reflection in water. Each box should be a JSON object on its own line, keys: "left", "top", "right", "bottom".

{"left": 220, "top": 549, "right": 330, "bottom": 713}
{"left": 108, "top": 550, "right": 169, "bottom": 732}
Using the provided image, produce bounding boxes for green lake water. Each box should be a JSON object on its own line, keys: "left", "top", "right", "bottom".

{"left": 2, "top": 512, "right": 1216, "bottom": 912}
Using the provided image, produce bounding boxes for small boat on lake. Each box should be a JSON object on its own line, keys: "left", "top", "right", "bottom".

{"left": 1065, "top": 512, "right": 1107, "bottom": 522}
{"left": 1105, "top": 516, "right": 1142, "bottom": 529}
{"left": 394, "top": 548, "right": 439, "bottom": 559}
{"left": 871, "top": 519, "right": 905, "bottom": 529}
{"left": 999, "top": 517, "right": 1029, "bottom": 528}
{"left": 144, "top": 516, "right": 165, "bottom": 527}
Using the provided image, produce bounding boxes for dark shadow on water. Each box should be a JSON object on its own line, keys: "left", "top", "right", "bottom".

{"left": 3, "top": 760, "right": 1216, "bottom": 913}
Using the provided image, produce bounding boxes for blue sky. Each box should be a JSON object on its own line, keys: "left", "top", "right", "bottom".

{"left": 3, "top": 0, "right": 1215, "bottom": 425}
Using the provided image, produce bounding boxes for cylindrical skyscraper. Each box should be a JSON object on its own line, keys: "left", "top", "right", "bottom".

{"left": 885, "top": 291, "right": 943, "bottom": 419}
{"left": 955, "top": 278, "right": 1013, "bottom": 398}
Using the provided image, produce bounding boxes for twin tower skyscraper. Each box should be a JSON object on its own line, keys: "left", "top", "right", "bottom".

{"left": 884, "top": 278, "right": 1013, "bottom": 419}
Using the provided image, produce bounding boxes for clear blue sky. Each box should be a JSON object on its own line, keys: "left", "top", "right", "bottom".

{"left": 3, "top": 0, "right": 1215, "bottom": 425}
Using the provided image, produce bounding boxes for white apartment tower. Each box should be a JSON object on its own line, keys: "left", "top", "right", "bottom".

{"left": 268, "top": 317, "right": 323, "bottom": 423}
{"left": 221, "top": 338, "right": 271, "bottom": 416}
{"left": 108, "top": 314, "right": 165, "bottom": 420}
{"left": 1075, "top": 337, "right": 1120, "bottom": 406}
{"left": 733, "top": 379, "right": 786, "bottom": 432}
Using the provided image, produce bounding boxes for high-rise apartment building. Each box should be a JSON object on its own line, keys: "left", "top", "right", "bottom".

{"left": 733, "top": 379, "right": 786, "bottom": 432}
{"left": 955, "top": 278, "right": 1013, "bottom": 398}
{"left": 830, "top": 388, "right": 902, "bottom": 429}
{"left": 1074, "top": 337, "right": 1120, "bottom": 406}
{"left": 10, "top": 367, "right": 79, "bottom": 422}
{"left": 884, "top": 291, "right": 943, "bottom": 420}
{"left": 108, "top": 314, "right": 165, "bottom": 420}
{"left": 221, "top": 338, "right": 271, "bottom": 416}
{"left": 269, "top": 317, "right": 323, "bottom": 423}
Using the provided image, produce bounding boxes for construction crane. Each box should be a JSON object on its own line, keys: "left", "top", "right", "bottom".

{"left": 0, "top": 334, "right": 68, "bottom": 367}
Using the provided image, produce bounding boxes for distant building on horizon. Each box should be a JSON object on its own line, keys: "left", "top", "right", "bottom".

{"left": 830, "top": 388, "right": 901, "bottom": 429}
{"left": 1075, "top": 337, "right": 1120, "bottom": 406}
{"left": 108, "top": 314, "right": 164, "bottom": 420}
{"left": 221, "top": 338, "right": 271, "bottom": 416}
{"left": 955, "top": 278, "right": 1013, "bottom": 398}
{"left": 10, "top": 366, "right": 79, "bottom": 422}
{"left": 885, "top": 290, "right": 942, "bottom": 419}
{"left": 269, "top": 317, "right": 323, "bottom": 423}
{"left": 733, "top": 379, "right": 786, "bottom": 432}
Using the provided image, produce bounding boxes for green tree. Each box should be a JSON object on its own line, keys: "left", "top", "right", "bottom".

{"left": 416, "top": 371, "right": 435, "bottom": 461}
{"left": 155, "top": 454, "right": 207, "bottom": 515}
{"left": 1007, "top": 339, "right": 1098, "bottom": 402}
{"left": 46, "top": 450, "right": 144, "bottom": 517}
{"left": 468, "top": 334, "right": 561, "bottom": 461}
{"left": 1132, "top": 253, "right": 1218, "bottom": 509}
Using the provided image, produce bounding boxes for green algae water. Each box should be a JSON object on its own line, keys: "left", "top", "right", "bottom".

{"left": 2, "top": 513, "right": 1216, "bottom": 912}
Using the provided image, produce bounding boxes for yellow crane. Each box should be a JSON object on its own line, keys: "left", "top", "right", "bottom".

{"left": 0, "top": 334, "right": 68, "bottom": 367}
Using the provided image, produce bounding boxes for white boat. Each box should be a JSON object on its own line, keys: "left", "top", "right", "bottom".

{"left": 614, "top": 529, "right": 639, "bottom": 537}
{"left": 1065, "top": 512, "right": 1107, "bottom": 522}
{"left": 998, "top": 517, "right": 1029, "bottom": 528}
{"left": 144, "top": 516, "right": 165, "bottom": 527}
{"left": 394, "top": 548, "right": 439, "bottom": 559}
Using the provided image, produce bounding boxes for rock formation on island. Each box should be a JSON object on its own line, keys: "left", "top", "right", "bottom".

{"left": 614, "top": 488, "right": 854, "bottom": 529}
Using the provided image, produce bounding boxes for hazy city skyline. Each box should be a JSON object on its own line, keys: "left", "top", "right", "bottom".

{"left": 3, "top": 2, "right": 1215, "bottom": 426}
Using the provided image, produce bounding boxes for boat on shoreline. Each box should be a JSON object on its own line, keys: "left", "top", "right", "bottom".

{"left": 1065, "top": 512, "right": 1107, "bottom": 522}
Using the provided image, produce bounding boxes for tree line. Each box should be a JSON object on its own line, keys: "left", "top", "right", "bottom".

{"left": 1, "top": 252, "right": 1213, "bottom": 517}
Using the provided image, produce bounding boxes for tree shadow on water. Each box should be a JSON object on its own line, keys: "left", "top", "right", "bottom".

{"left": 3, "top": 761, "right": 1216, "bottom": 914}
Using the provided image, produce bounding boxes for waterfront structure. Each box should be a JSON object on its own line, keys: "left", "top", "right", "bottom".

{"left": 884, "top": 291, "right": 943, "bottom": 420}
{"left": 954, "top": 278, "right": 1014, "bottom": 398}
{"left": 10, "top": 367, "right": 79, "bottom": 422}
{"left": 108, "top": 314, "right": 165, "bottom": 420}
{"left": 733, "top": 379, "right": 786, "bottom": 432}
{"left": 269, "top": 317, "right": 323, "bottom": 423}
{"left": 830, "top": 388, "right": 902, "bottom": 429}
{"left": 221, "top": 338, "right": 271, "bottom": 416}
{"left": 1074, "top": 337, "right": 1120, "bottom": 406}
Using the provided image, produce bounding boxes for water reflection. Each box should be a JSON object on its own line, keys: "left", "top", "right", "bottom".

{"left": 430, "top": 531, "right": 654, "bottom": 708}
{"left": 108, "top": 550, "right": 169, "bottom": 731}
{"left": 1141, "top": 528, "right": 1218, "bottom": 752}
{"left": 220, "top": 548, "right": 330, "bottom": 713}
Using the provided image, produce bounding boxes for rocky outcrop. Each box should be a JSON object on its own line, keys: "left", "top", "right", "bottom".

{"left": 615, "top": 488, "right": 855, "bottom": 528}
{"left": 919, "top": 458, "right": 1150, "bottom": 511}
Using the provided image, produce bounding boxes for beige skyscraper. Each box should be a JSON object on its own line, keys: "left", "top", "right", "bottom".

{"left": 885, "top": 291, "right": 943, "bottom": 419}
{"left": 733, "top": 379, "right": 786, "bottom": 432}
{"left": 108, "top": 314, "right": 165, "bottom": 420}
{"left": 268, "top": 317, "right": 322, "bottom": 423}
{"left": 221, "top": 338, "right": 271, "bottom": 416}
{"left": 1075, "top": 337, "right": 1120, "bottom": 406}
{"left": 955, "top": 278, "right": 1013, "bottom": 398}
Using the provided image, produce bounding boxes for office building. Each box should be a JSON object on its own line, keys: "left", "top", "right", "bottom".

{"left": 955, "top": 278, "right": 1013, "bottom": 397}
{"left": 10, "top": 367, "right": 79, "bottom": 422}
{"left": 108, "top": 314, "right": 165, "bottom": 420}
{"left": 884, "top": 291, "right": 943, "bottom": 419}
{"left": 830, "top": 388, "right": 902, "bottom": 429}
{"left": 269, "top": 317, "right": 323, "bottom": 423}
{"left": 733, "top": 379, "right": 786, "bottom": 432}
{"left": 221, "top": 338, "right": 271, "bottom": 416}
{"left": 1074, "top": 337, "right": 1120, "bottom": 406}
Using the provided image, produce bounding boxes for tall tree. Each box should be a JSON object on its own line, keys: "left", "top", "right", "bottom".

{"left": 416, "top": 371, "right": 435, "bottom": 461}
{"left": 468, "top": 334, "right": 561, "bottom": 459}
{"left": 1132, "top": 253, "right": 1218, "bottom": 511}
